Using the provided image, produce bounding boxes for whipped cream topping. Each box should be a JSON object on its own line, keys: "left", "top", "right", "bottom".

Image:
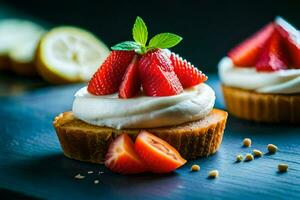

{"left": 72, "top": 84, "right": 215, "bottom": 129}
{"left": 218, "top": 57, "right": 300, "bottom": 94}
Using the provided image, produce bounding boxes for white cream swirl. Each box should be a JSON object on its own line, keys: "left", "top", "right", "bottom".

{"left": 72, "top": 84, "right": 215, "bottom": 129}
{"left": 218, "top": 57, "right": 300, "bottom": 94}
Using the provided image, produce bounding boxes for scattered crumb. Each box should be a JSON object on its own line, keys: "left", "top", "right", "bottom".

{"left": 208, "top": 170, "right": 219, "bottom": 179}
{"left": 267, "top": 144, "right": 278, "bottom": 154}
{"left": 190, "top": 164, "right": 200, "bottom": 172}
{"left": 88, "top": 171, "right": 94, "bottom": 174}
{"left": 94, "top": 179, "right": 100, "bottom": 184}
{"left": 253, "top": 149, "right": 263, "bottom": 157}
{"left": 99, "top": 171, "right": 104, "bottom": 175}
{"left": 236, "top": 154, "right": 243, "bottom": 162}
{"left": 278, "top": 163, "right": 288, "bottom": 173}
{"left": 244, "top": 153, "right": 254, "bottom": 161}
{"left": 243, "top": 138, "right": 251, "bottom": 147}
{"left": 74, "top": 174, "right": 85, "bottom": 179}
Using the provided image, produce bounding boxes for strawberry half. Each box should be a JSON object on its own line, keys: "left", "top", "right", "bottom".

{"left": 275, "top": 16, "right": 300, "bottom": 68}
{"left": 170, "top": 53, "right": 207, "bottom": 88}
{"left": 87, "top": 51, "right": 135, "bottom": 95}
{"left": 255, "top": 30, "right": 288, "bottom": 72}
{"left": 135, "top": 130, "right": 186, "bottom": 173}
{"left": 228, "top": 22, "right": 275, "bottom": 66}
{"left": 138, "top": 49, "right": 183, "bottom": 96}
{"left": 104, "top": 133, "right": 147, "bottom": 174}
{"left": 118, "top": 55, "right": 141, "bottom": 98}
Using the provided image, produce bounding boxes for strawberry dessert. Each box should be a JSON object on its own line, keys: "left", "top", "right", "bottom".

{"left": 219, "top": 16, "right": 300, "bottom": 123}
{"left": 54, "top": 17, "right": 228, "bottom": 174}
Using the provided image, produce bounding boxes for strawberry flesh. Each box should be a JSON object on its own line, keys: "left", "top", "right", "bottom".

{"left": 255, "top": 30, "right": 288, "bottom": 72}
{"left": 118, "top": 55, "right": 141, "bottom": 98}
{"left": 170, "top": 53, "right": 207, "bottom": 88}
{"left": 104, "top": 133, "right": 147, "bottom": 174}
{"left": 138, "top": 49, "right": 183, "bottom": 96}
{"left": 88, "top": 51, "right": 135, "bottom": 95}
{"left": 275, "top": 16, "right": 300, "bottom": 68}
{"left": 228, "top": 22, "right": 275, "bottom": 66}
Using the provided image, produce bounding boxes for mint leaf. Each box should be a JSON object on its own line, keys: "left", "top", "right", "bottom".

{"left": 132, "top": 16, "right": 148, "bottom": 46}
{"left": 111, "top": 41, "right": 141, "bottom": 51}
{"left": 148, "top": 33, "right": 182, "bottom": 49}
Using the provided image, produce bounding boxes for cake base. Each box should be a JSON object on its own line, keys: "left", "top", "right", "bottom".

{"left": 222, "top": 85, "right": 300, "bottom": 124}
{"left": 53, "top": 109, "right": 228, "bottom": 164}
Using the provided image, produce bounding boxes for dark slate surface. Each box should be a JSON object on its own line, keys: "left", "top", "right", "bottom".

{"left": 0, "top": 73, "right": 299, "bottom": 200}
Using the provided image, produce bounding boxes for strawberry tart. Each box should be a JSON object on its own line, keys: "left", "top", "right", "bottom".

{"left": 219, "top": 16, "right": 300, "bottom": 123}
{"left": 53, "top": 17, "right": 228, "bottom": 167}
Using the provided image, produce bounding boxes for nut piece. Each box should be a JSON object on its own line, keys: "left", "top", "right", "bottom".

{"left": 191, "top": 164, "right": 200, "bottom": 172}
{"left": 243, "top": 138, "right": 251, "bottom": 147}
{"left": 94, "top": 179, "right": 100, "bottom": 184}
{"left": 208, "top": 170, "right": 219, "bottom": 179}
{"left": 244, "top": 153, "right": 254, "bottom": 161}
{"left": 267, "top": 144, "right": 278, "bottom": 154}
{"left": 236, "top": 154, "right": 243, "bottom": 162}
{"left": 74, "top": 174, "right": 85, "bottom": 179}
{"left": 278, "top": 163, "right": 288, "bottom": 173}
{"left": 253, "top": 149, "right": 263, "bottom": 157}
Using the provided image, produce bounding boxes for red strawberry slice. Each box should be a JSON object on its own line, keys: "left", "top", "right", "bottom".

{"left": 87, "top": 51, "right": 135, "bottom": 95}
{"left": 104, "top": 133, "right": 147, "bottom": 174}
{"left": 275, "top": 16, "right": 300, "bottom": 68}
{"left": 170, "top": 53, "right": 207, "bottom": 88}
{"left": 118, "top": 55, "right": 141, "bottom": 98}
{"left": 228, "top": 22, "right": 275, "bottom": 66}
{"left": 138, "top": 49, "right": 183, "bottom": 96}
{"left": 255, "top": 30, "right": 288, "bottom": 72}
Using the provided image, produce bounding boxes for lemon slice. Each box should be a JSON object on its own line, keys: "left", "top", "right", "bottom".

{"left": 35, "top": 26, "right": 110, "bottom": 84}
{"left": 0, "top": 19, "right": 45, "bottom": 70}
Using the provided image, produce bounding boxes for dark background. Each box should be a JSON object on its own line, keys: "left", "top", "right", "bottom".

{"left": 2, "top": 0, "right": 300, "bottom": 73}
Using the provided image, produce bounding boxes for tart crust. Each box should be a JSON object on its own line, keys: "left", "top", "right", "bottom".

{"left": 53, "top": 109, "right": 228, "bottom": 164}
{"left": 222, "top": 85, "right": 300, "bottom": 123}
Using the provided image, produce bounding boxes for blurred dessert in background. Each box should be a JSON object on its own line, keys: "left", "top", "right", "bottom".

{"left": 219, "top": 16, "right": 300, "bottom": 124}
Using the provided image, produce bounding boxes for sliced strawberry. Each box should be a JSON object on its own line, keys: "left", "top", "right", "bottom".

{"left": 87, "top": 51, "right": 135, "bottom": 95}
{"left": 255, "top": 30, "right": 288, "bottom": 72}
{"left": 135, "top": 130, "right": 187, "bottom": 173}
{"left": 275, "top": 16, "right": 300, "bottom": 68}
{"left": 104, "top": 133, "right": 147, "bottom": 174}
{"left": 118, "top": 55, "right": 141, "bottom": 98}
{"left": 138, "top": 49, "right": 183, "bottom": 96}
{"left": 170, "top": 53, "right": 207, "bottom": 88}
{"left": 228, "top": 22, "right": 275, "bottom": 66}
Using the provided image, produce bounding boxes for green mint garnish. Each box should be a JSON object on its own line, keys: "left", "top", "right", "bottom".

{"left": 148, "top": 33, "right": 182, "bottom": 49}
{"left": 132, "top": 16, "right": 148, "bottom": 46}
{"left": 111, "top": 41, "right": 141, "bottom": 51}
{"left": 111, "top": 16, "right": 182, "bottom": 54}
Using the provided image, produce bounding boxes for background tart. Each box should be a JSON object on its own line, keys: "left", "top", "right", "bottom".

{"left": 222, "top": 85, "right": 300, "bottom": 124}
{"left": 53, "top": 109, "right": 227, "bottom": 164}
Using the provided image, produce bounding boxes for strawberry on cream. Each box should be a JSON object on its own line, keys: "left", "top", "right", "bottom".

{"left": 218, "top": 57, "right": 300, "bottom": 94}
{"left": 72, "top": 83, "right": 215, "bottom": 129}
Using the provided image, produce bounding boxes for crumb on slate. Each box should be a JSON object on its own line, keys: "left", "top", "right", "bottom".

{"left": 74, "top": 174, "right": 85, "bottom": 179}
{"left": 191, "top": 164, "right": 200, "bottom": 172}
{"left": 243, "top": 138, "right": 251, "bottom": 147}
{"left": 208, "top": 170, "right": 219, "bottom": 179}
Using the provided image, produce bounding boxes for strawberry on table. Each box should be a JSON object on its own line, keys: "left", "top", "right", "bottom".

{"left": 170, "top": 52, "right": 207, "bottom": 88}
{"left": 87, "top": 50, "right": 135, "bottom": 95}
{"left": 228, "top": 22, "right": 275, "bottom": 66}
{"left": 104, "top": 133, "right": 147, "bottom": 174}
{"left": 255, "top": 30, "right": 288, "bottom": 72}
{"left": 135, "top": 130, "right": 187, "bottom": 173}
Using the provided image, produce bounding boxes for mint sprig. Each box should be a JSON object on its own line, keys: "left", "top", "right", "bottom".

{"left": 111, "top": 16, "right": 182, "bottom": 54}
{"left": 133, "top": 16, "right": 148, "bottom": 46}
